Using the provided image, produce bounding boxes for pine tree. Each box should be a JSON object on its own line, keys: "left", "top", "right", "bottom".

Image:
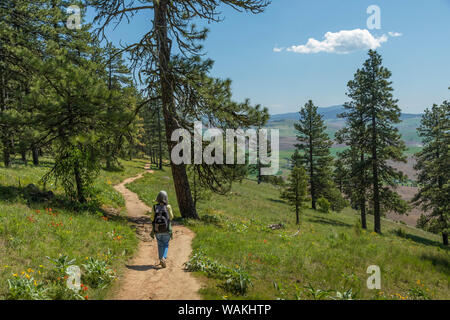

{"left": 290, "top": 149, "right": 302, "bottom": 169}
{"left": 294, "top": 100, "right": 334, "bottom": 210}
{"left": 281, "top": 166, "right": 308, "bottom": 225}
{"left": 0, "top": 0, "right": 40, "bottom": 167}
{"left": 413, "top": 101, "right": 449, "bottom": 246}
{"left": 99, "top": 42, "right": 134, "bottom": 170}
{"left": 336, "top": 74, "right": 373, "bottom": 229}
{"left": 333, "top": 157, "right": 347, "bottom": 194}
{"left": 343, "top": 50, "right": 408, "bottom": 234}
{"left": 25, "top": 13, "right": 128, "bottom": 202}
{"left": 91, "top": 0, "right": 270, "bottom": 219}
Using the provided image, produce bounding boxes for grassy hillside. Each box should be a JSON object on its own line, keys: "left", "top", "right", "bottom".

{"left": 0, "top": 159, "right": 144, "bottom": 300}
{"left": 128, "top": 167, "right": 449, "bottom": 300}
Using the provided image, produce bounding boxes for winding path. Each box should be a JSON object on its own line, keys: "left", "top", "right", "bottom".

{"left": 111, "top": 164, "right": 202, "bottom": 300}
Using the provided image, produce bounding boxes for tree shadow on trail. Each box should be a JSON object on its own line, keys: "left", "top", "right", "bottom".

{"left": 127, "top": 216, "right": 152, "bottom": 225}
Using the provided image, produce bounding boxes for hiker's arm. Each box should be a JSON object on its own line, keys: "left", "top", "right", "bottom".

{"left": 167, "top": 205, "right": 174, "bottom": 220}
{"left": 150, "top": 205, "right": 156, "bottom": 239}
{"left": 151, "top": 205, "right": 156, "bottom": 220}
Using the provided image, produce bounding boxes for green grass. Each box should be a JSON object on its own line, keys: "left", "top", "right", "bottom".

{"left": 128, "top": 168, "right": 449, "bottom": 300}
{"left": 0, "top": 158, "right": 145, "bottom": 300}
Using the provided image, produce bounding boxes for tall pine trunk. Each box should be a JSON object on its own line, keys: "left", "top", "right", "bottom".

{"left": 105, "top": 57, "right": 113, "bottom": 170}
{"left": 443, "top": 233, "right": 449, "bottom": 246}
{"left": 157, "top": 105, "right": 163, "bottom": 170}
{"left": 1, "top": 73, "right": 11, "bottom": 168}
{"left": 155, "top": 0, "right": 198, "bottom": 219}
{"left": 438, "top": 174, "right": 447, "bottom": 246}
{"left": 3, "top": 144, "right": 11, "bottom": 168}
{"left": 105, "top": 145, "right": 112, "bottom": 170}
{"left": 309, "top": 144, "right": 316, "bottom": 210}
{"left": 32, "top": 145, "right": 39, "bottom": 166}
{"left": 371, "top": 112, "right": 381, "bottom": 234}
{"left": 21, "top": 150, "right": 27, "bottom": 164}
{"left": 360, "top": 197, "right": 367, "bottom": 229}
{"left": 74, "top": 160, "right": 86, "bottom": 203}
{"left": 360, "top": 153, "right": 367, "bottom": 229}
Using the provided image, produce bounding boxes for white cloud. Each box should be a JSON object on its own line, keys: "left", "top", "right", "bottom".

{"left": 276, "top": 29, "right": 391, "bottom": 54}
{"left": 273, "top": 47, "right": 284, "bottom": 53}
{"left": 388, "top": 31, "right": 403, "bottom": 37}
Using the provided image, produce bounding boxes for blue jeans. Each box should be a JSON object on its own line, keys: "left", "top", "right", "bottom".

{"left": 156, "top": 233, "right": 171, "bottom": 260}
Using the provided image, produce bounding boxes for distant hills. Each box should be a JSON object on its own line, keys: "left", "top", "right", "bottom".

{"left": 267, "top": 105, "right": 423, "bottom": 148}
{"left": 270, "top": 105, "right": 423, "bottom": 122}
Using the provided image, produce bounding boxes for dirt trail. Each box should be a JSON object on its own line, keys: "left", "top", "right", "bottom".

{"left": 112, "top": 164, "right": 202, "bottom": 300}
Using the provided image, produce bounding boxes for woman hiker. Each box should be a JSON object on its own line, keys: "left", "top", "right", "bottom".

{"left": 150, "top": 191, "right": 174, "bottom": 268}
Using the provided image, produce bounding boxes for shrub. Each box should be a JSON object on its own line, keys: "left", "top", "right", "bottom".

{"left": 333, "top": 288, "right": 356, "bottom": 300}
{"left": 185, "top": 251, "right": 252, "bottom": 295}
{"left": 303, "top": 283, "right": 332, "bottom": 300}
{"left": 46, "top": 255, "right": 76, "bottom": 279}
{"left": 82, "top": 258, "right": 116, "bottom": 289}
{"left": 223, "top": 268, "right": 253, "bottom": 295}
{"left": 46, "top": 281, "right": 86, "bottom": 300}
{"left": 317, "top": 197, "right": 331, "bottom": 213}
{"left": 324, "top": 188, "right": 348, "bottom": 212}
{"left": 408, "top": 285, "right": 431, "bottom": 300}
{"left": 200, "top": 214, "right": 223, "bottom": 226}
{"left": 7, "top": 274, "right": 48, "bottom": 300}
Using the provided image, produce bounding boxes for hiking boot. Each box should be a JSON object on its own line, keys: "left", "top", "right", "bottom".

{"left": 160, "top": 258, "right": 167, "bottom": 268}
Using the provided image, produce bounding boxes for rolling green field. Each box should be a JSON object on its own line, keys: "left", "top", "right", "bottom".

{"left": 266, "top": 117, "right": 422, "bottom": 151}
{"left": 0, "top": 159, "right": 144, "bottom": 300}
{"left": 128, "top": 166, "right": 449, "bottom": 300}
{"left": 278, "top": 146, "right": 422, "bottom": 178}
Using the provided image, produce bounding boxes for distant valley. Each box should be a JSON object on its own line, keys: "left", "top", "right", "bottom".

{"left": 267, "top": 105, "right": 423, "bottom": 151}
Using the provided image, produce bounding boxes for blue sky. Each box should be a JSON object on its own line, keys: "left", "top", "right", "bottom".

{"left": 86, "top": 0, "right": 450, "bottom": 115}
